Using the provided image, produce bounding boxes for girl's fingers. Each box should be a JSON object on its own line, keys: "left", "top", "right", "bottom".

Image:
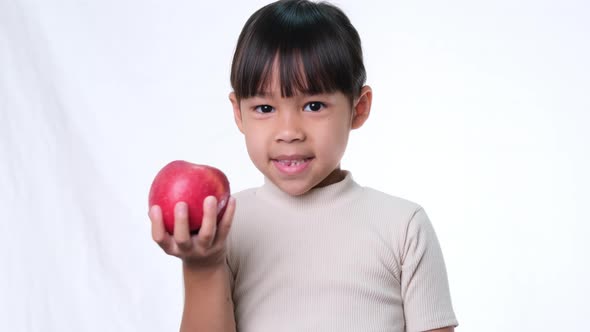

{"left": 196, "top": 196, "right": 218, "bottom": 249}
{"left": 151, "top": 198, "right": 231, "bottom": 260}
{"left": 173, "top": 202, "right": 193, "bottom": 251}
{"left": 149, "top": 205, "right": 175, "bottom": 253}
{"left": 149, "top": 205, "right": 165, "bottom": 242}
{"left": 215, "top": 196, "right": 236, "bottom": 243}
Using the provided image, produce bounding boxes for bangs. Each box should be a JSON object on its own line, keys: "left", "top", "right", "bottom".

{"left": 230, "top": 0, "right": 365, "bottom": 100}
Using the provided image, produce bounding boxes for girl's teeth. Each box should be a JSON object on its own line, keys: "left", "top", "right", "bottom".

{"left": 279, "top": 159, "right": 305, "bottom": 166}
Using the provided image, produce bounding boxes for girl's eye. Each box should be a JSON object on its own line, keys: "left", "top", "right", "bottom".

{"left": 254, "top": 105, "right": 275, "bottom": 113}
{"left": 304, "top": 102, "right": 325, "bottom": 112}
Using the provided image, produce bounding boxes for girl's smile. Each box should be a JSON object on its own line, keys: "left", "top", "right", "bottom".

{"left": 272, "top": 156, "right": 314, "bottom": 176}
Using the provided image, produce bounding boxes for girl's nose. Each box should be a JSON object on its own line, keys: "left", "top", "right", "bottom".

{"left": 274, "top": 111, "right": 305, "bottom": 143}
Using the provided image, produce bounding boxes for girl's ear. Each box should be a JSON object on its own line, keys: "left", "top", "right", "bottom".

{"left": 229, "top": 92, "right": 244, "bottom": 134}
{"left": 351, "top": 86, "right": 372, "bottom": 130}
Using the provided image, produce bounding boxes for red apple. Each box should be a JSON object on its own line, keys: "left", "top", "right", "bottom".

{"left": 148, "top": 160, "right": 230, "bottom": 235}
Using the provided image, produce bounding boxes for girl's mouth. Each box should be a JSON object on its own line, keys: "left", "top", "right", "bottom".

{"left": 272, "top": 157, "right": 313, "bottom": 175}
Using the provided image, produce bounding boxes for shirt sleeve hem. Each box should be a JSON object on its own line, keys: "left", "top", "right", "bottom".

{"left": 408, "top": 317, "right": 459, "bottom": 332}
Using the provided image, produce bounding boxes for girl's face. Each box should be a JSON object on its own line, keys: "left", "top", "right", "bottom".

{"left": 230, "top": 67, "right": 372, "bottom": 196}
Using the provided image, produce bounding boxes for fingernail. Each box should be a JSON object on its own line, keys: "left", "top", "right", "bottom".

{"left": 149, "top": 205, "right": 158, "bottom": 215}
{"left": 175, "top": 202, "right": 187, "bottom": 215}
{"left": 206, "top": 196, "right": 216, "bottom": 206}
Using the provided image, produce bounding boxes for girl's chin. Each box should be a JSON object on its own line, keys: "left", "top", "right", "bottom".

{"left": 267, "top": 176, "right": 315, "bottom": 196}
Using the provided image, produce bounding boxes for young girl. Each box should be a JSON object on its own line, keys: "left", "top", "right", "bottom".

{"left": 149, "top": 1, "right": 458, "bottom": 331}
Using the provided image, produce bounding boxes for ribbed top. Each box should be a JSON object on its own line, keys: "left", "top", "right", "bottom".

{"left": 227, "top": 172, "right": 458, "bottom": 332}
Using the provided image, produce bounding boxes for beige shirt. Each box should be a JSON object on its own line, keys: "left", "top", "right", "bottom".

{"left": 227, "top": 172, "right": 458, "bottom": 332}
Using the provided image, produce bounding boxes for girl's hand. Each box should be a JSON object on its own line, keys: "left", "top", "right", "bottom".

{"left": 148, "top": 196, "right": 236, "bottom": 269}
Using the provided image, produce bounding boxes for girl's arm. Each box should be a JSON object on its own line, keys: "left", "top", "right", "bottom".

{"left": 149, "top": 196, "right": 237, "bottom": 332}
{"left": 180, "top": 263, "right": 236, "bottom": 332}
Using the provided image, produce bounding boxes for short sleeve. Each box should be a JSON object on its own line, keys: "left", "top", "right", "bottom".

{"left": 400, "top": 207, "right": 458, "bottom": 332}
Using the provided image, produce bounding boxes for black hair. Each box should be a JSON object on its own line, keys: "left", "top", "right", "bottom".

{"left": 230, "top": 0, "right": 366, "bottom": 102}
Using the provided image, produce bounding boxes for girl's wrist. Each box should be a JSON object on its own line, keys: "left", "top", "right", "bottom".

{"left": 183, "top": 258, "right": 228, "bottom": 276}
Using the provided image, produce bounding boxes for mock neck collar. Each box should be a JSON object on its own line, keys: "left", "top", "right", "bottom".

{"left": 256, "top": 171, "right": 361, "bottom": 210}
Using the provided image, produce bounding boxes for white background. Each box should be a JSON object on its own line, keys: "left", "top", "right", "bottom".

{"left": 1, "top": 0, "right": 589, "bottom": 331}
